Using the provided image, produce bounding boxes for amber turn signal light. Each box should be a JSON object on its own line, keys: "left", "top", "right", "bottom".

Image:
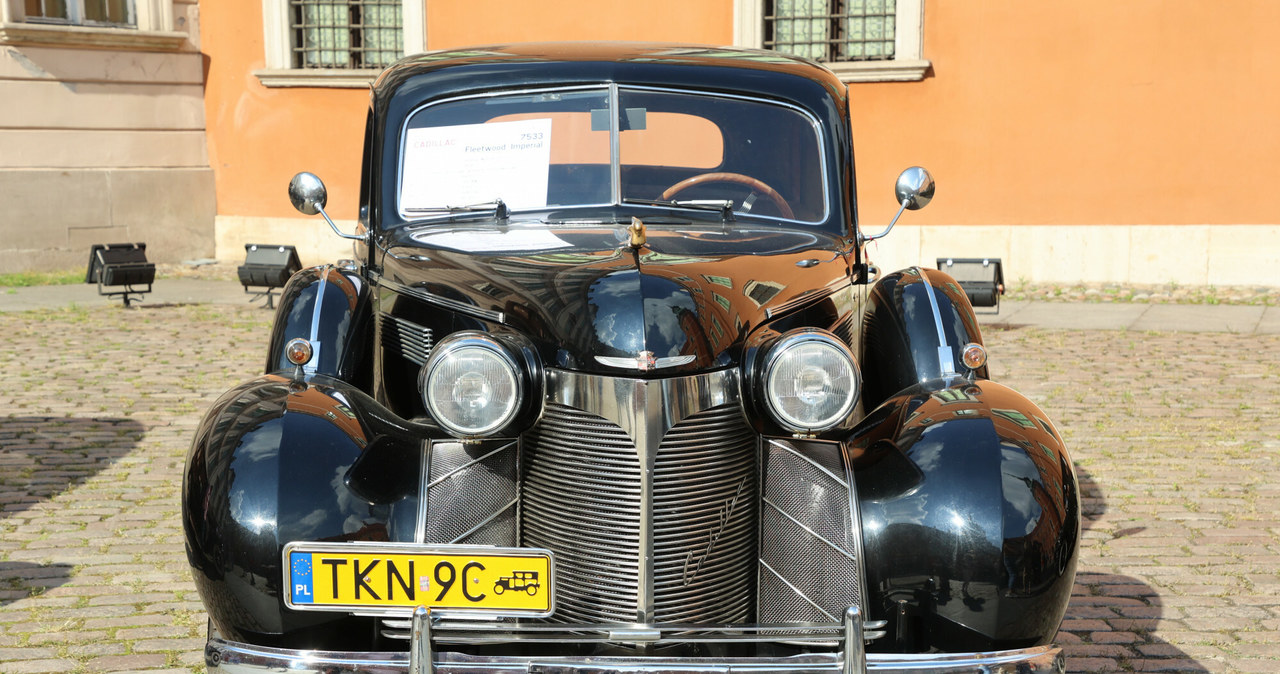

{"left": 285, "top": 338, "right": 314, "bottom": 366}
{"left": 960, "top": 343, "right": 987, "bottom": 370}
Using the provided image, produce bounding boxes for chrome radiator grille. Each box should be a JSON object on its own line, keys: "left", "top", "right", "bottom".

{"left": 522, "top": 403, "right": 642, "bottom": 623}
{"left": 522, "top": 400, "right": 756, "bottom": 625}
{"left": 653, "top": 405, "right": 756, "bottom": 623}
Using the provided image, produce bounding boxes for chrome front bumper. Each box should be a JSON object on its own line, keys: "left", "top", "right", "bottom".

{"left": 206, "top": 608, "right": 1064, "bottom": 674}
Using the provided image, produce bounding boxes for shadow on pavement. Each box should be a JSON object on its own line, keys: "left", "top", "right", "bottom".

{"left": 1064, "top": 466, "right": 1208, "bottom": 672}
{"left": 0, "top": 416, "right": 143, "bottom": 514}
{"left": 0, "top": 416, "right": 143, "bottom": 604}
{"left": 0, "top": 562, "right": 75, "bottom": 607}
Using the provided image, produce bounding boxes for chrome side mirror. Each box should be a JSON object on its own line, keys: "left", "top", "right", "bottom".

{"left": 860, "top": 166, "right": 935, "bottom": 244}
{"left": 289, "top": 172, "right": 328, "bottom": 216}
{"left": 894, "top": 166, "right": 935, "bottom": 211}
{"left": 288, "top": 172, "right": 366, "bottom": 242}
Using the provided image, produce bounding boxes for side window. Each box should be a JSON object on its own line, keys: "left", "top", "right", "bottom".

{"left": 734, "top": 0, "right": 929, "bottom": 82}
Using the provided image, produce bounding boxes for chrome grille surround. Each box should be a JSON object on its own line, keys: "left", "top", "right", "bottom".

{"left": 522, "top": 367, "right": 752, "bottom": 625}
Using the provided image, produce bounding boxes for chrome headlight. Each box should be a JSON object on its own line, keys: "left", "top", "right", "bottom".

{"left": 421, "top": 332, "right": 524, "bottom": 439}
{"left": 762, "top": 330, "right": 860, "bottom": 433}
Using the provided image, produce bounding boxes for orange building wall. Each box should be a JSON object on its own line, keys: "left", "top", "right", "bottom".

{"left": 202, "top": 0, "right": 1280, "bottom": 228}
{"left": 851, "top": 1, "right": 1280, "bottom": 228}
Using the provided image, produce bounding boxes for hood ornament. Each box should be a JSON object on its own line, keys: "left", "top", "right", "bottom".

{"left": 596, "top": 352, "right": 696, "bottom": 371}
{"left": 628, "top": 217, "right": 647, "bottom": 249}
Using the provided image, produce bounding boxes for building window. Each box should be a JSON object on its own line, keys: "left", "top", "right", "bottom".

{"left": 734, "top": 0, "right": 928, "bottom": 82}
{"left": 259, "top": 0, "right": 424, "bottom": 87}
{"left": 23, "top": 0, "right": 134, "bottom": 27}
{"left": 290, "top": 0, "right": 403, "bottom": 70}
{"left": 765, "top": 0, "right": 893, "bottom": 63}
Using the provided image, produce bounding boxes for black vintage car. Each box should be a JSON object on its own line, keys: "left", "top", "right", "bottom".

{"left": 184, "top": 43, "right": 1078, "bottom": 674}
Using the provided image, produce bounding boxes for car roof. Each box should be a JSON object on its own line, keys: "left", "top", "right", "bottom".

{"left": 372, "top": 42, "right": 849, "bottom": 113}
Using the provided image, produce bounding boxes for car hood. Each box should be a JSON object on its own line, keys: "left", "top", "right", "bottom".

{"left": 379, "top": 223, "right": 854, "bottom": 375}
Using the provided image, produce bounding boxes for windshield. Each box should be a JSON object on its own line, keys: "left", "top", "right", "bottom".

{"left": 398, "top": 85, "right": 828, "bottom": 225}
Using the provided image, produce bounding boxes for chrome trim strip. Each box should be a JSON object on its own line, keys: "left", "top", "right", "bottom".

{"left": 915, "top": 266, "right": 955, "bottom": 378}
{"left": 382, "top": 278, "right": 506, "bottom": 324}
{"left": 416, "top": 440, "right": 440, "bottom": 544}
{"left": 304, "top": 265, "right": 330, "bottom": 374}
{"left": 841, "top": 445, "right": 871, "bottom": 632}
{"left": 206, "top": 636, "right": 1064, "bottom": 674}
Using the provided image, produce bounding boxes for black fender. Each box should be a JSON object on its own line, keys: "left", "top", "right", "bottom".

{"left": 182, "top": 372, "right": 435, "bottom": 649}
{"left": 265, "top": 265, "right": 372, "bottom": 387}
{"left": 849, "top": 378, "right": 1080, "bottom": 652}
{"left": 861, "top": 267, "right": 988, "bottom": 411}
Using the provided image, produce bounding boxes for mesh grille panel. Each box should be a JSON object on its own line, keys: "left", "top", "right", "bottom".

{"left": 760, "top": 562, "right": 833, "bottom": 623}
{"left": 759, "top": 442, "right": 862, "bottom": 623}
{"left": 423, "top": 441, "right": 516, "bottom": 546}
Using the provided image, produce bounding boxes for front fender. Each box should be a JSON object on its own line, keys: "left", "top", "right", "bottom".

{"left": 182, "top": 372, "right": 434, "bottom": 649}
{"left": 265, "top": 265, "right": 372, "bottom": 386}
{"left": 849, "top": 379, "right": 1080, "bottom": 652}
{"left": 861, "top": 267, "right": 988, "bottom": 411}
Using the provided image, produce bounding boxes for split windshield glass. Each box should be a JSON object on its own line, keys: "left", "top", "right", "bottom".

{"left": 398, "top": 85, "right": 827, "bottom": 225}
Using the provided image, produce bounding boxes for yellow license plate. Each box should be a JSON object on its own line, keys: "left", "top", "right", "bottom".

{"left": 284, "top": 542, "right": 554, "bottom": 617}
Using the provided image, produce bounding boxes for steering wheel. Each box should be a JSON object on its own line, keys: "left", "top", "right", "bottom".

{"left": 660, "top": 172, "right": 795, "bottom": 220}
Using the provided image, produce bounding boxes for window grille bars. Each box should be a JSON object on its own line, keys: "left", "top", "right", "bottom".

{"left": 764, "top": 0, "right": 895, "bottom": 63}
{"left": 290, "top": 0, "right": 403, "bottom": 70}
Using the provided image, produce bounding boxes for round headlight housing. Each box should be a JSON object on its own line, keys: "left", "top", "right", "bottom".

{"left": 762, "top": 330, "right": 860, "bottom": 433}
{"left": 421, "top": 333, "right": 524, "bottom": 439}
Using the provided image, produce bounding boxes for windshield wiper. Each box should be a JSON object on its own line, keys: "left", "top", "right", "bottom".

{"left": 623, "top": 197, "right": 735, "bottom": 221}
{"left": 405, "top": 199, "right": 510, "bottom": 221}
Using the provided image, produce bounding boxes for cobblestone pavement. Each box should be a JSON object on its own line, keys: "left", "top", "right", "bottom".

{"left": 0, "top": 305, "right": 1278, "bottom": 673}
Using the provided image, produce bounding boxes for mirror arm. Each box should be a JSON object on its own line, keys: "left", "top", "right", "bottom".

{"left": 859, "top": 198, "right": 910, "bottom": 245}
{"left": 316, "top": 203, "right": 369, "bottom": 242}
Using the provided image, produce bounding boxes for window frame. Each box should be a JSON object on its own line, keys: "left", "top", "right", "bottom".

{"left": 256, "top": 0, "right": 424, "bottom": 88}
{"left": 0, "top": 0, "right": 185, "bottom": 50}
{"left": 24, "top": 0, "right": 135, "bottom": 28}
{"left": 734, "top": 0, "right": 929, "bottom": 83}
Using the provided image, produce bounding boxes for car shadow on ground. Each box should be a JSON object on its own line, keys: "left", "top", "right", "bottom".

{"left": 0, "top": 415, "right": 144, "bottom": 605}
{"left": 1062, "top": 466, "right": 1209, "bottom": 672}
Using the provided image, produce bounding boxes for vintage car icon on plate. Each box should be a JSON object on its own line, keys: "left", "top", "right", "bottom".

{"left": 184, "top": 42, "right": 1079, "bottom": 674}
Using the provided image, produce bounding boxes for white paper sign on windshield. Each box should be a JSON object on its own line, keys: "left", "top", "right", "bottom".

{"left": 401, "top": 119, "right": 553, "bottom": 214}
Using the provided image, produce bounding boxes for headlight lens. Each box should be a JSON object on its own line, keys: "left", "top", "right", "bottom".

{"left": 763, "top": 331, "right": 860, "bottom": 433}
{"left": 421, "top": 333, "right": 522, "bottom": 438}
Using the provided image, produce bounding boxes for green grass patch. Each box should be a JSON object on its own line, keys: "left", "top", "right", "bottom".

{"left": 0, "top": 270, "right": 83, "bottom": 287}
